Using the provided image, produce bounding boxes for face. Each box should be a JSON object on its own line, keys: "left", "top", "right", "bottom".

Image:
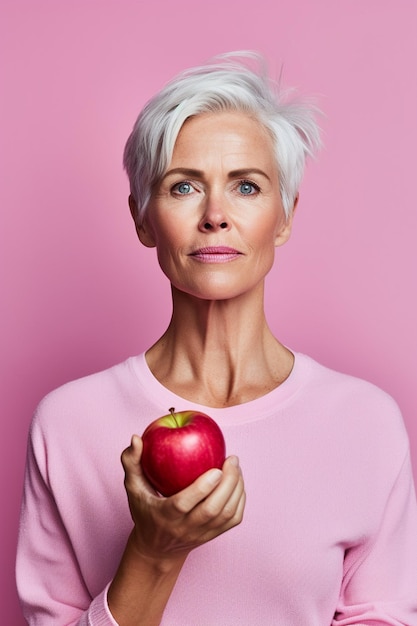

{"left": 137, "top": 111, "right": 295, "bottom": 301}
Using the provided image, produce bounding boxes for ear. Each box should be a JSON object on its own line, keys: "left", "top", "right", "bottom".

{"left": 128, "top": 194, "right": 156, "bottom": 248}
{"left": 274, "top": 193, "right": 298, "bottom": 248}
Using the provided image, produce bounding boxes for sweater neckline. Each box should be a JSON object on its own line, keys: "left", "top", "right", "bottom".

{"left": 130, "top": 351, "right": 311, "bottom": 425}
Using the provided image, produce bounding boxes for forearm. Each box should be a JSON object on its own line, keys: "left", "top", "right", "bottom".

{"left": 109, "top": 440, "right": 244, "bottom": 626}
{"left": 107, "top": 530, "right": 188, "bottom": 626}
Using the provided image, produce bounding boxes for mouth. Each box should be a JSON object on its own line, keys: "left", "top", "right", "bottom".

{"left": 189, "top": 246, "right": 242, "bottom": 263}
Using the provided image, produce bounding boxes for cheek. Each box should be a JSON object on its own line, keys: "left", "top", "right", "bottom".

{"left": 150, "top": 216, "right": 179, "bottom": 250}
{"left": 251, "top": 218, "right": 282, "bottom": 248}
{"left": 152, "top": 224, "right": 186, "bottom": 276}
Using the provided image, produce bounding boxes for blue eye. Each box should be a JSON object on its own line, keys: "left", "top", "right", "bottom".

{"left": 239, "top": 181, "right": 258, "bottom": 195}
{"left": 174, "top": 182, "right": 193, "bottom": 195}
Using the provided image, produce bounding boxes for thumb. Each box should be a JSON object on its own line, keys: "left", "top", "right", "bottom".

{"left": 130, "top": 434, "right": 143, "bottom": 463}
{"left": 121, "top": 435, "right": 158, "bottom": 494}
{"left": 121, "top": 434, "right": 144, "bottom": 477}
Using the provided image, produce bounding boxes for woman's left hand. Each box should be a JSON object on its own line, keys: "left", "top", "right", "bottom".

{"left": 122, "top": 435, "right": 246, "bottom": 561}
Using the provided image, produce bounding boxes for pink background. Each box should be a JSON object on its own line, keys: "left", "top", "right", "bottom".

{"left": 1, "top": 1, "right": 416, "bottom": 622}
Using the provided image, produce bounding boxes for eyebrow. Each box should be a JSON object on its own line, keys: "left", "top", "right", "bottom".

{"left": 162, "top": 167, "right": 271, "bottom": 181}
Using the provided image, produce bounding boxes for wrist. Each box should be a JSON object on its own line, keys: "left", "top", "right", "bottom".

{"left": 128, "top": 529, "right": 188, "bottom": 575}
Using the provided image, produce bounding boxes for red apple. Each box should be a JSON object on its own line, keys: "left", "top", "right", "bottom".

{"left": 141, "top": 408, "right": 226, "bottom": 496}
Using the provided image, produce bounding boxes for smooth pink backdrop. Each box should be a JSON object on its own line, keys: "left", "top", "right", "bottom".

{"left": 1, "top": 1, "right": 416, "bottom": 623}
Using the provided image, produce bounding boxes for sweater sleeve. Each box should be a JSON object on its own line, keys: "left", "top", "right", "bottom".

{"left": 16, "top": 417, "right": 119, "bottom": 626}
{"left": 332, "top": 449, "right": 417, "bottom": 626}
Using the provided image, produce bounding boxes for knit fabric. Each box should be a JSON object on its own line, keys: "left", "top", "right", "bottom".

{"left": 16, "top": 352, "right": 417, "bottom": 625}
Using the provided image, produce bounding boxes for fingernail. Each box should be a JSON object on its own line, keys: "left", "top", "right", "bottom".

{"left": 207, "top": 469, "right": 223, "bottom": 485}
{"left": 229, "top": 456, "right": 239, "bottom": 467}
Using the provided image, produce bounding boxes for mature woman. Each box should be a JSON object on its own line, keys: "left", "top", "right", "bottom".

{"left": 17, "top": 53, "right": 417, "bottom": 625}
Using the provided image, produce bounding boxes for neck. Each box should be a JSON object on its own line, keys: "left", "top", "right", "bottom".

{"left": 145, "top": 284, "right": 294, "bottom": 407}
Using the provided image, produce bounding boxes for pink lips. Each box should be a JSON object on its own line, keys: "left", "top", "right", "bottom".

{"left": 190, "top": 246, "right": 241, "bottom": 263}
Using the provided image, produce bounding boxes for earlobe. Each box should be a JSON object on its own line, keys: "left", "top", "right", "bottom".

{"left": 128, "top": 194, "right": 137, "bottom": 222}
{"left": 292, "top": 193, "right": 299, "bottom": 215}
{"left": 138, "top": 222, "right": 156, "bottom": 248}
{"left": 274, "top": 194, "right": 298, "bottom": 248}
{"left": 128, "top": 194, "right": 156, "bottom": 248}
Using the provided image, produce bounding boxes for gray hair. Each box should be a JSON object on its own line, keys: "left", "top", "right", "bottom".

{"left": 123, "top": 52, "right": 322, "bottom": 224}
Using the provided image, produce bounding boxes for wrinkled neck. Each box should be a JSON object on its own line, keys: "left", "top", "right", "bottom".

{"left": 144, "top": 285, "right": 293, "bottom": 408}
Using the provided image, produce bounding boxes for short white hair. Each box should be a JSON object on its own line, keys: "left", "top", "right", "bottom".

{"left": 123, "top": 52, "right": 322, "bottom": 223}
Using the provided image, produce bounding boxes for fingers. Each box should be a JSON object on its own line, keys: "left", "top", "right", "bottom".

{"left": 122, "top": 441, "right": 243, "bottom": 522}
{"left": 170, "top": 467, "right": 223, "bottom": 514}
{"left": 195, "top": 456, "right": 245, "bottom": 525}
{"left": 122, "top": 437, "right": 227, "bottom": 508}
{"left": 170, "top": 455, "right": 240, "bottom": 514}
{"left": 121, "top": 439, "right": 246, "bottom": 559}
{"left": 172, "top": 455, "right": 245, "bottom": 533}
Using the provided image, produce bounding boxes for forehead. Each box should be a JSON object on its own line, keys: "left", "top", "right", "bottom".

{"left": 170, "top": 110, "right": 275, "bottom": 165}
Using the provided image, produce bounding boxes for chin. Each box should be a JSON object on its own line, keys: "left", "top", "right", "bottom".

{"left": 174, "top": 279, "right": 262, "bottom": 303}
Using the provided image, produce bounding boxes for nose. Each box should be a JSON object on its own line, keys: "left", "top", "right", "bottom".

{"left": 200, "top": 220, "right": 229, "bottom": 231}
{"left": 198, "top": 194, "right": 231, "bottom": 233}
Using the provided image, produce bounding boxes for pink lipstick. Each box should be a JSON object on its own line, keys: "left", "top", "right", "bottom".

{"left": 190, "top": 246, "right": 241, "bottom": 263}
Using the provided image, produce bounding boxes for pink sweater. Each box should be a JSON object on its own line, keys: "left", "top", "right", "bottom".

{"left": 16, "top": 352, "right": 417, "bottom": 625}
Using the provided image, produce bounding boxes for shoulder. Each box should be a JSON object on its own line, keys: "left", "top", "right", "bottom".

{"left": 299, "top": 352, "right": 401, "bottom": 411}
{"left": 295, "top": 352, "right": 409, "bottom": 453}
{"left": 31, "top": 356, "right": 140, "bottom": 435}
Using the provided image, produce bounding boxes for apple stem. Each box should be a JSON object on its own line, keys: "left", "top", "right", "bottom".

{"left": 169, "top": 407, "right": 179, "bottom": 427}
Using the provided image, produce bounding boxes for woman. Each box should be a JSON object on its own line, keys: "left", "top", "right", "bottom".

{"left": 17, "top": 53, "right": 417, "bottom": 625}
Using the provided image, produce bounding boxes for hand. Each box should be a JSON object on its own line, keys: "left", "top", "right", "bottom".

{"left": 121, "top": 435, "right": 246, "bottom": 564}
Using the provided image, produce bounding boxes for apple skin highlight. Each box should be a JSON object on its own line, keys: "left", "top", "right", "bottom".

{"left": 141, "top": 410, "right": 226, "bottom": 496}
